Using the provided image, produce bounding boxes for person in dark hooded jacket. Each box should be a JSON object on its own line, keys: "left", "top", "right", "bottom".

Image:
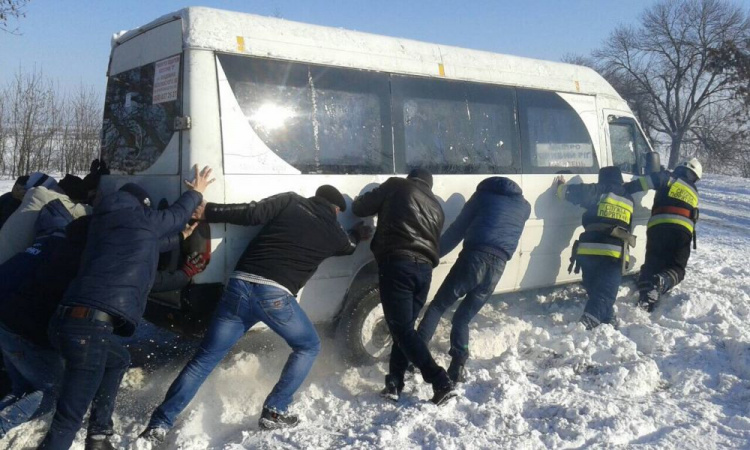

{"left": 39, "top": 166, "right": 213, "bottom": 450}
{"left": 555, "top": 166, "right": 634, "bottom": 329}
{"left": 417, "top": 177, "right": 530, "bottom": 383}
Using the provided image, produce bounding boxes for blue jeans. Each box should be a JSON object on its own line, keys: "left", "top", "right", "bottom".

{"left": 417, "top": 250, "right": 506, "bottom": 365}
{"left": 148, "top": 279, "right": 320, "bottom": 429}
{"left": 378, "top": 258, "right": 449, "bottom": 390}
{"left": 0, "top": 323, "right": 63, "bottom": 436}
{"left": 578, "top": 255, "right": 622, "bottom": 326}
{"left": 39, "top": 315, "right": 131, "bottom": 450}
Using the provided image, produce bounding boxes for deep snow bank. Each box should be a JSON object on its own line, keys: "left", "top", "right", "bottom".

{"left": 1, "top": 174, "right": 748, "bottom": 449}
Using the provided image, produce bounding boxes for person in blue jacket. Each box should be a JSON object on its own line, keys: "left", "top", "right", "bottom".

{"left": 39, "top": 166, "right": 213, "bottom": 450}
{"left": 417, "top": 177, "right": 530, "bottom": 383}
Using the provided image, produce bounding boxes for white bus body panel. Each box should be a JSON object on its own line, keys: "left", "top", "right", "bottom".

{"left": 104, "top": 8, "right": 652, "bottom": 326}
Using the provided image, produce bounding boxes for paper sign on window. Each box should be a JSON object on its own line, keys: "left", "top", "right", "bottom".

{"left": 536, "top": 143, "right": 594, "bottom": 168}
{"left": 152, "top": 55, "right": 180, "bottom": 105}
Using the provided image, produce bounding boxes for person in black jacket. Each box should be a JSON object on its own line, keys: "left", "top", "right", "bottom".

{"left": 352, "top": 168, "right": 455, "bottom": 405}
{"left": 417, "top": 177, "right": 530, "bottom": 383}
{"left": 40, "top": 166, "right": 212, "bottom": 450}
{"left": 555, "top": 167, "right": 635, "bottom": 329}
{"left": 140, "top": 185, "right": 370, "bottom": 443}
{"left": 0, "top": 176, "right": 28, "bottom": 230}
{"left": 626, "top": 158, "right": 702, "bottom": 311}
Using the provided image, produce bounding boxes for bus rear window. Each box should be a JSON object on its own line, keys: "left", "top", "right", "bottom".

{"left": 101, "top": 55, "right": 181, "bottom": 174}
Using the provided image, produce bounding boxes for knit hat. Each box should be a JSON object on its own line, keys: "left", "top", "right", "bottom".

{"left": 407, "top": 168, "right": 433, "bottom": 189}
{"left": 315, "top": 185, "right": 346, "bottom": 212}
{"left": 119, "top": 183, "right": 152, "bottom": 208}
{"left": 25, "top": 172, "right": 58, "bottom": 190}
{"left": 598, "top": 166, "right": 623, "bottom": 185}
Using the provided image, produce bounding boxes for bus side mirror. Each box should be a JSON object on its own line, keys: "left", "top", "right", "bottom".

{"left": 645, "top": 152, "right": 661, "bottom": 174}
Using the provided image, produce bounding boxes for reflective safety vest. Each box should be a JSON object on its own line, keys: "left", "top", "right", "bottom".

{"left": 577, "top": 242, "right": 628, "bottom": 260}
{"left": 648, "top": 177, "right": 699, "bottom": 234}
{"left": 578, "top": 191, "right": 634, "bottom": 262}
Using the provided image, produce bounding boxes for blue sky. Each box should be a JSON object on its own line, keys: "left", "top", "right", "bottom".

{"left": 1, "top": 0, "right": 662, "bottom": 98}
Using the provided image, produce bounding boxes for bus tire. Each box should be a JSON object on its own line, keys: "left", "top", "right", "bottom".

{"left": 335, "top": 286, "right": 391, "bottom": 367}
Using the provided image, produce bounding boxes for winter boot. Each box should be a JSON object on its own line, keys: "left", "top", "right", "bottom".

{"left": 430, "top": 381, "right": 457, "bottom": 406}
{"left": 138, "top": 426, "right": 169, "bottom": 447}
{"left": 259, "top": 407, "right": 299, "bottom": 430}
{"left": 85, "top": 434, "right": 116, "bottom": 450}
{"left": 380, "top": 375, "right": 403, "bottom": 402}
{"left": 447, "top": 359, "right": 465, "bottom": 384}
{"left": 656, "top": 271, "right": 677, "bottom": 295}
{"left": 637, "top": 276, "right": 659, "bottom": 312}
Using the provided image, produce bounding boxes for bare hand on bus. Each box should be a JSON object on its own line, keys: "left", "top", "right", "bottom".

{"left": 553, "top": 175, "right": 566, "bottom": 187}
{"left": 181, "top": 221, "right": 199, "bottom": 240}
{"left": 192, "top": 200, "right": 207, "bottom": 221}
{"left": 352, "top": 221, "right": 373, "bottom": 241}
{"left": 185, "top": 165, "right": 215, "bottom": 194}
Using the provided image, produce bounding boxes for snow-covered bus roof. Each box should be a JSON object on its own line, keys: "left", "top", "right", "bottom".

{"left": 112, "top": 6, "right": 620, "bottom": 99}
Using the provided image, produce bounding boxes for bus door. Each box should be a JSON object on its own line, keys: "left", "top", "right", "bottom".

{"left": 100, "top": 18, "right": 185, "bottom": 205}
{"left": 516, "top": 90, "right": 601, "bottom": 289}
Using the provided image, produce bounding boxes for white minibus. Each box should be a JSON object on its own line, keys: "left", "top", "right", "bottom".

{"left": 100, "top": 7, "right": 655, "bottom": 364}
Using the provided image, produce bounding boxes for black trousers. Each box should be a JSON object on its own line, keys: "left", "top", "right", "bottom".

{"left": 639, "top": 225, "right": 692, "bottom": 288}
{"left": 378, "top": 257, "right": 449, "bottom": 390}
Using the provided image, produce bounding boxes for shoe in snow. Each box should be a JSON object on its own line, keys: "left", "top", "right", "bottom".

{"left": 638, "top": 288, "right": 659, "bottom": 312}
{"left": 430, "top": 383, "right": 457, "bottom": 406}
{"left": 138, "top": 427, "right": 169, "bottom": 446}
{"left": 259, "top": 407, "right": 299, "bottom": 430}
{"left": 380, "top": 381, "right": 401, "bottom": 402}
{"left": 447, "top": 360, "right": 465, "bottom": 384}
{"left": 85, "top": 435, "right": 116, "bottom": 450}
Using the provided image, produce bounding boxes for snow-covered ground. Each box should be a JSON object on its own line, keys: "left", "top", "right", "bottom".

{"left": 1, "top": 174, "right": 749, "bottom": 449}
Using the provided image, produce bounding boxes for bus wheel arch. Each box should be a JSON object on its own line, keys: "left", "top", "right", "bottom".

{"left": 335, "top": 260, "right": 391, "bottom": 366}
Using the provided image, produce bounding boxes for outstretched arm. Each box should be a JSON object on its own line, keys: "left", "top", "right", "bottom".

{"left": 439, "top": 195, "right": 477, "bottom": 257}
{"left": 352, "top": 181, "right": 391, "bottom": 217}
{"left": 625, "top": 170, "right": 671, "bottom": 195}
{"left": 204, "top": 193, "right": 295, "bottom": 226}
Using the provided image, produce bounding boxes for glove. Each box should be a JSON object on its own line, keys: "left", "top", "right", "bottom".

{"left": 181, "top": 253, "right": 207, "bottom": 278}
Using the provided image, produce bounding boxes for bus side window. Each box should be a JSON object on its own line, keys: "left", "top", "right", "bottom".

{"left": 218, "top": 54, "right": 392, "bottom": 175}
{"left": 391, "top": 75, "right": 520, "bottom": 174}
{"left": 517, "top": 89, "right": 598, "bottom": 174}
{"left": 609, "top": 116, "right": 651, "bottom": 175}
{"left": 609, "top": 118, "right": 637, "bottom": 174}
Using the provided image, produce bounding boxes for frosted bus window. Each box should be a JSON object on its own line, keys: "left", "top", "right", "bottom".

{"left": 518, "top": 89, "right": 598, "bottom": 174}
{"left": 609, "top": 116, "right": 651, "bottom": 175}
{"left": 392, "top": 76, "right": 519, "bottom": 174}
{"left": 310, "top": 66, "right": 392, "bottom": 173}
{"left": 218, "top": 54, "right": 392, "bottom": 174}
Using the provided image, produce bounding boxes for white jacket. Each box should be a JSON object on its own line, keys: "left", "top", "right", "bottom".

{"left": 0, "top": 186, "right": 92, "bottom": 263}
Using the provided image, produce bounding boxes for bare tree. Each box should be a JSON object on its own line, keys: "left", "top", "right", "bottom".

{"left": 4, "top": 67, "right": 61, "bottom": 176}
{"left": 709, "top": 37, "right": 750, "bottom": 109}
{"left": 0, "top": 0, "right": 30, "bottom": 34}
{"left": 594, "top": 0, "right": 750, "bottom": 168}
{"left": 59, "top": 85, "right": 101, "bottom": 174}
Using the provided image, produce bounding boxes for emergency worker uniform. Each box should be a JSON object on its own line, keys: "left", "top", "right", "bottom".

{"left": 626, "top": 162, "right": 700, "bottom": 311}
{"left": 557, "top": 167, "right": 634, "bottom": 328}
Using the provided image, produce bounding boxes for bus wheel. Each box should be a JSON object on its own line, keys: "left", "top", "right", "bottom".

{"left": 336, "top": 287, "right": 391, "bottom": 366}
